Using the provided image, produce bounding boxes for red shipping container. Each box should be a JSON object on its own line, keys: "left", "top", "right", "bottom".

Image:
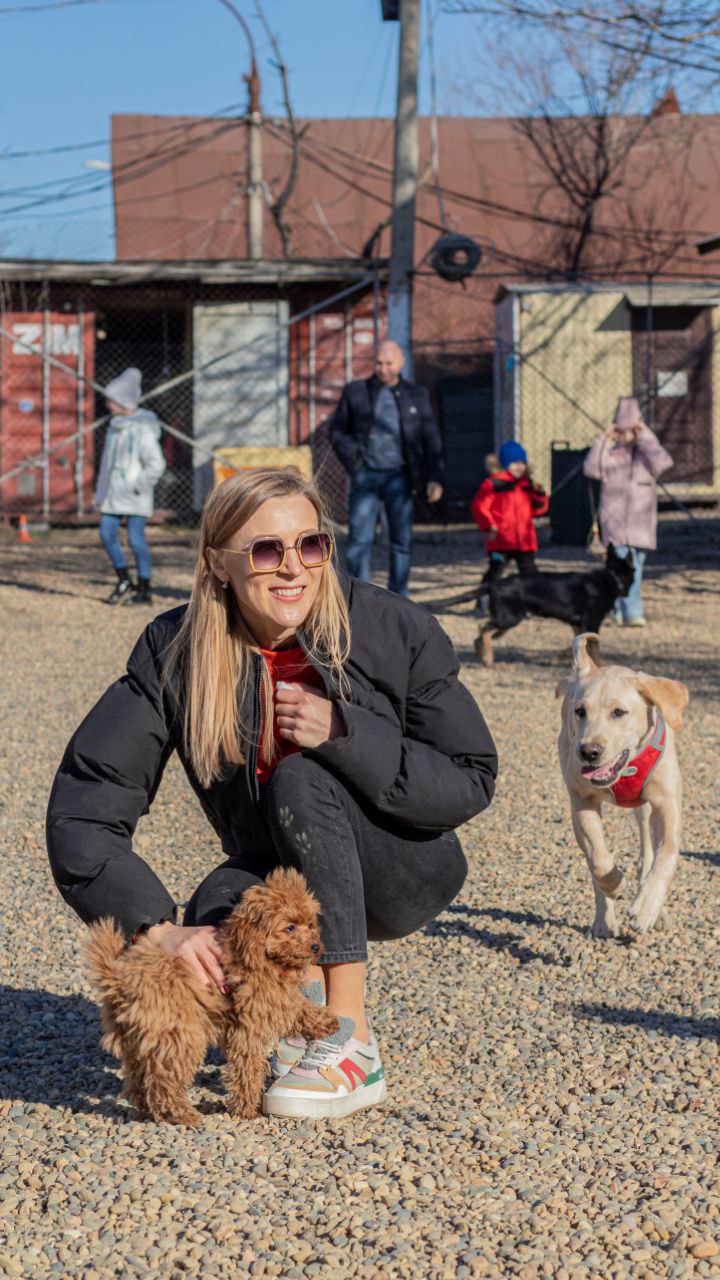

{"left": 0, "top": 310, "right": 95, "bottom": 516}
{"left": 289, "top": 290, "right": 383, "bottom": 447}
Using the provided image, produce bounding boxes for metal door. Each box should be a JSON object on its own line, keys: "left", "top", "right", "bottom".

{"left": 631, "top": 305, "right": 713, "bottom": 484}
{"left": 437, "top": 373, "right": 494, "bottom": 505}
{"left": 192, "top": 300, "right": 289, "bottom": 508}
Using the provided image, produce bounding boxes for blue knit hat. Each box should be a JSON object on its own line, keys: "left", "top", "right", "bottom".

{"left": 499, "top": 440, "right": 527, "bottom": 468}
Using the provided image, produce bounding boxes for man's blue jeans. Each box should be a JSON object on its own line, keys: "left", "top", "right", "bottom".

{"left": 99, "top": 513, "right": 152, "bottom": 580}
{"left": 613, "top": 544, "right": 647, "bottom": 622}
{"left": 346, "top": 468, "right": 414, "bottom": 595}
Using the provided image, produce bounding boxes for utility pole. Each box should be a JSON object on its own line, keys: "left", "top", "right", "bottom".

{"left": 246, "top": 59, "right": 263, "bottom": 259}
{"left": 385, "top": 0, "right": 420, "bottom": 373}
{"left": 216, "top": 1, "right": 263, "bottom": 259}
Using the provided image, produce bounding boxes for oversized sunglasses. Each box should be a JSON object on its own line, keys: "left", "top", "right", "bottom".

{"left": 218, "top": 530, "right": 333, "bottom": 574}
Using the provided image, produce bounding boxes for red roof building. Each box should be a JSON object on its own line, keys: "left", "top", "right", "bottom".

{"left": 112, "top": 110, "right": 720, "bottom": 378}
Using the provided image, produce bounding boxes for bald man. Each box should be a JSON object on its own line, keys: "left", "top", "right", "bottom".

{"left": 329, "top": 341, "right": 444, "bottom": 595}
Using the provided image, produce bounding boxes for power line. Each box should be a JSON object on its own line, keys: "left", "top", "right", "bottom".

{"left": 441, "top": 2, "right": 720, "bottom": 80}
{"left": 0, "top": 115, "right": 244, "bottom": 217}
{"left": 268, "top": 115, "right": 710, "bottom": 258}
{"left": 0, "top": 0, "right": 158, "bottom": 11}
{"left": 0, "top": 102, "right": 244, "bottom": 164}
{"left": 0, "top": 0, "right": 107, "bottom": 12}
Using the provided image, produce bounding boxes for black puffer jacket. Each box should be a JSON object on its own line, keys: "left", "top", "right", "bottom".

{"left": 329, "top": 376, "right": 444, "bottom": 494}
{"left": 46, "top": 577, "right": 497, "bottom": 939}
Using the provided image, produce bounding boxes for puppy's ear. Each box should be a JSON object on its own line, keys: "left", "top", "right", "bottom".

{"left": 635, "top": 675, "right": 689, "bottom": 732}
{"left": 555, "top": 677, "right": 571, "bottom": 700}
{"left": 572, "top": 632, "right": 600, "bottom": 676}
{"left": 223, "top": 887, "right": 271, "bottom": 968}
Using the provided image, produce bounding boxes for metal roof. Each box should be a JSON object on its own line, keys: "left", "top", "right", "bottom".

{"left": 0, "top": 257, "right": 386, "bottom": 286}
{"left": 495, "top": 281, "right": 720, "bottom": 306}
{"left": 623, "top": 283, "right": 720, "bottom": 306}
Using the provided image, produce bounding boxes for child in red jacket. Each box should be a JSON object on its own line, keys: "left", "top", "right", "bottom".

{"left": 471, "top": 441, "right": 548, "bottom": 586}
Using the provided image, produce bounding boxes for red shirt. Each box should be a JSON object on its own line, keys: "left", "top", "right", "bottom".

{"left": 256, "top": 645, "right": 325, "bottom": 785}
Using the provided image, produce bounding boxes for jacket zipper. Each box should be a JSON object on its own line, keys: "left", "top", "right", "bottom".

{"left": 248, "top": 655, "right": 263, "bottom": 804}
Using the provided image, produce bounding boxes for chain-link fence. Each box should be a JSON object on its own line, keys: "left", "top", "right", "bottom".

{"left": 0, "top": 273, "right": 382, "bottom": 528}
{"left": 1, "top": 276, "right": 717, "bottom": 542}
{"left": 494, "top": 286, "right": 720, "bottom": 544}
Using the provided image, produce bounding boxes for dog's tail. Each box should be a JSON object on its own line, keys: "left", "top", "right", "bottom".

{"left": 84, "top": 918, "right": 127, "bottom": 999}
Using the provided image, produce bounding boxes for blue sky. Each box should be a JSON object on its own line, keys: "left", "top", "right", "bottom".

{"left": 2, "top": 1, "right": 710, "bottom": 261}
{"left": 0, "top": 0, "right": 479, "bottom": 260}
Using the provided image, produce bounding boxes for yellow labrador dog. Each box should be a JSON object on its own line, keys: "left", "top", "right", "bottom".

{"left": 557, "top": 633, "right": 688, "bottom": 938}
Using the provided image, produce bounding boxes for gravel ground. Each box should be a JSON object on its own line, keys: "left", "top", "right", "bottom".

{"left": 0, "top": 515, "right": 718, "bottom": 1280}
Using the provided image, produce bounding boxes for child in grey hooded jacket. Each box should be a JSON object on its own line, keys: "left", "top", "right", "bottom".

{"left": 95, "top": 367, "right": 166, "bottom": 605}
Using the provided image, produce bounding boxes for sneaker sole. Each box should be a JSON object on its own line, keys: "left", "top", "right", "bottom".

{"left": 262, "top": 1077, "right": 387, "bottom": 1119}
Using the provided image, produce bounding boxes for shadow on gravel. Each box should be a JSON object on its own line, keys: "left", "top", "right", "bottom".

{"left": 0, "top": 987, "right": 121, "bottom": 1113}
{"left": 0, "top": 576, "right": 188, "bottom": 605}
{"left": 0, "top": 577, "right": 79, "bottom": 599}
{"left": 452, "top": 644, "right": 569, "bottom": 669}
{"left": 0, "top": 987, "right": 233, "bottom": 1117}
{"left": 574, "top": 1001, "right": 719, "bottom": 1041}
{"left": 681, "top": 849, "right": 720, "bottom": 866}
{"left": 451, "top": 642, "right": 719, "bottom": 695}
{"left": 425, "top": 908, "right": 570, "bottom": 966}
{"left": 458, "top": 903, "right": 587, "bottom": 937}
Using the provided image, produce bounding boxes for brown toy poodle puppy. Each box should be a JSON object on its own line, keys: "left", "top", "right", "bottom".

{"left": 84, "top": 868, "right": 338, "bottom": 1126}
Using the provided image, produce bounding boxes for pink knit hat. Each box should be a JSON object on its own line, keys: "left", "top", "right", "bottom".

{"left": 613, "top": 396, "right": 643, "bottom": 429}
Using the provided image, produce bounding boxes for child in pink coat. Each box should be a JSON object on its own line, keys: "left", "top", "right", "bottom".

{"left": 584, "top": 397, "right": 673, "bottom": 627}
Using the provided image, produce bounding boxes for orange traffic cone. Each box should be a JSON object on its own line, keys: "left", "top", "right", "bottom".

{"left": 17, "top": 514, "right": 32, "bottom": 544}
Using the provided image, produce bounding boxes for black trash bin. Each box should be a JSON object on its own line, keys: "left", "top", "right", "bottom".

{"left": 549, "top": 441, "right": 601, "bottom": 546}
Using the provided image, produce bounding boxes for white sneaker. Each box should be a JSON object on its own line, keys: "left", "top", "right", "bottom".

{"left": 269, "top": 1035, "right": 306, "bottom": 1080}
{"left": 269, "top": 979, "right": 324, "bottom": 1080}
{"left": 262, "top": 1017, "right": 387, "bottom": 1119}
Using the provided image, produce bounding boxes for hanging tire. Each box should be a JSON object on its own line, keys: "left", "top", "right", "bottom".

{"left": 430, "top": 233, "right": 482, "bottom": 282}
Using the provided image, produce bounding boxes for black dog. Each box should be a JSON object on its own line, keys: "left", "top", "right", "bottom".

{"left": 475, "top": 546, "right": 634, "bottom": 667}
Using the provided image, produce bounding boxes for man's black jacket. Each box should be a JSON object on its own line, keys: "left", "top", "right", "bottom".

{"left": 46, "top": 577, "right": 497, "bottom": 940}
{"left": 329, "top": 376, "right": 444, "bottom": 493}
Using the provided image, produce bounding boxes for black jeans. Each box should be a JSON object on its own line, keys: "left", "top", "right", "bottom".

{"left": 183, "top": 754, "right": 468, "bottom": 963}
{"left": 482, "top": 549, "right": 537, "bottom": 586}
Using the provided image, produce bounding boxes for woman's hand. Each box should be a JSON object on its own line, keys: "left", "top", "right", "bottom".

{"left": 146, "top": 922, "right": 228, "bottom": 993}
{"left": 275, "top": 682, "right": 345, "bottom": 748}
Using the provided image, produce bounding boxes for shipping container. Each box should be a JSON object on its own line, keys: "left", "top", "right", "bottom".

{"left": 0, "top": 309, "right": 95, "bottom": 517}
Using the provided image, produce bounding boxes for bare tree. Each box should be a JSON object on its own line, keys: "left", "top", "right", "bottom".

{"left": 253, "top": 1, "right": 304, "bottom": 258}
{"left": 516, "top": 38, "right": 664, "bottom": 276}
{"left": 442, "top": 2, "right": 720, "bottom": 87}
{"left": 445, "top": 1, "right": 703, "bottom": 279}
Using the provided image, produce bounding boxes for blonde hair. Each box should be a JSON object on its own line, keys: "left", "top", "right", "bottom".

{"left": 164, "top": 467, "right": 351, "bottom": 789}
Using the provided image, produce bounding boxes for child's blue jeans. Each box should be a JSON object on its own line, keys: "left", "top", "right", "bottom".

{"left": 99, "top": 514, "right": 151, "bottom": 580}
{"left": 612, "top": 545, "right": 647, "bottom": 622}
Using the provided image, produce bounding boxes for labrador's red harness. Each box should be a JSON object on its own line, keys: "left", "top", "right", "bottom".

{"left": 610, "top": 712, "right": 666, "bottom": 808}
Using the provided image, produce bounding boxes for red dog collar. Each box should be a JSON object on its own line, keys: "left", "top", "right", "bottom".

{"left": 610, "top": 712, "right": 666, "bottom": 808}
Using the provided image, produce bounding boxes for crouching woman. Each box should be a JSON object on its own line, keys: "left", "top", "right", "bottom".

{"left": 47, "top": 467, "right": 497, "bottom": 1119}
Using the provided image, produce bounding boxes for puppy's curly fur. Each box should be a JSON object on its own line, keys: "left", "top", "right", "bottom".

{"left": 84, "top": 868, "right": 339, "bottom": 1126}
